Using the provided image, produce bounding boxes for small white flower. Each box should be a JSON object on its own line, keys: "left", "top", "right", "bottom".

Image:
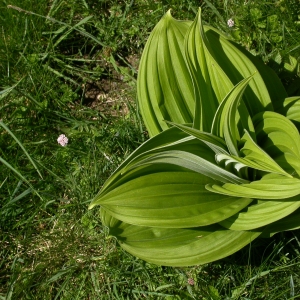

{"left": 227, "top": 18, "right": 235, "bottom": 28}
{"left": 57, "top": 134, "right": 68, "bottom": 146}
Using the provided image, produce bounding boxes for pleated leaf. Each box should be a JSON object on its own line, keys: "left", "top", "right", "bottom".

{"left": 253, "top": 111, "right": 300, "bottom": 161}
{"left": 185, "top": 9, "right": 231, "bottom": 131}
{"left": 219, "top": 199, "right": 300, "bottom": 230}
{"left": 137, "top": 10, "right": 194, "bottom": 137}
{"left": 271, "top": 152, "right": 300, "bottom": 177}
{"left": 262, "top": 208, "right": 300, "bottom": 237}
{"left": 123, "top": 150, "right": 247, "bottom": 184}
{"left": 165, "top": 121, "right": 228, "bottom": 154}
{"left": 215, "top": 154, "right": 249, "bottom": 180}
{"left": 90, "top": 126, "right": 246, "bottom": 208}
{"left": 239, "top": 130, "right": 292, "bottom": 177}
{"left": 203, "top": 29, "right": 281, "bottom": 115}
{"left": 94, "top": 126, "right": 196, "bottom": 198}
{"left": 211, "top": 76, "right": 254, "bottom": 156}
{"left": 184, "top": 9, "right": 278, "bottom": 130}
{"left": 101, "top": 209, "right": 261, "bottom": 267}
{"left": 206, "top": 174, "right": 300, "bottom": 200}
{"left": 90, "top": 8, "right": 300, "bottom": 267}
{"left": 275, "top": 96, "right": 300, "bottom": 130}
{"left": 137, "top": 8, "right": 286, "bottom": 137}
{"left": 97, "top": 171, "right": 252, "bottom": 228}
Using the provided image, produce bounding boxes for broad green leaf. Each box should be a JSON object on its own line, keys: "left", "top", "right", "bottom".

{"left": 185, "top": 9, "right": 232, "bottom": 131}
{"left": 211, "top": 76, "right": 254, "bottom": 156}
{"left": 96, "top": 127, "right": 194, "bottom": 196}
{"left": 271, "top": 152, "right": 300, "bottom": 177}
{"left": 253, "top": 111, "right": 300, "bottom": 160}
{"left": 101, "top": 210, "right": 261, "bottom": 267}
{"left": 137, "top": 10, "right": 194, "bottom": 136}
{"left": 90, "top": 9, "right": 298, "bottom": 267}
{"left": 215, "top": 154, "right": 249, "bottom": 179}
{"left": 203, "top": 33, "right": 268, "bottom": 114}
{"left": 123, "top": 150, "right": 247, "bottom": 184}
{"left": 206, "top": 173, "right": 300, "bottom": 200}
{"left": 216, "top": 152, "right": 291, "bottom": 180}
{"left": 165, "top": 121, "right": 228, "bottom": 154}
{"left": 184, "top": 9, "right": 279, "bottom": 130}
{"left": 219, "top": 199, "right": 300, "bottom": 230}
{"left": 90, "top": 144, "right": 248, "bottom": 210}
{"left": 239, "top": 130, "right": 292, "bottom": 177}
{"left": 261, "top": 208, "right": 300, "bottom": 237}
{"left": 90, "top": 126, "right": 246, "bottom": 205}
{"left": 283, "top": 55, "right": 298, "bottom": 73}
{"left": 275, "top": 96, "right": 300, "bottom": 130}
{"left": 97, "top": 171, "right": 252, "bottom": 228}
{"left": 137, "top": 8, "right": 286, "bottom": 137}
{"left": 204, "top": 27, "right": 286, "bottom": 114}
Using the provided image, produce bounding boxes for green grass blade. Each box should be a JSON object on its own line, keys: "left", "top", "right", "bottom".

{"left": 0, "top": 156, "right": 42, "bottom": 200}
{"left": 7, "top": 5, "right": 106, "bottom": 47}
{"left": 53, "top": 16, "right": 94, "bottom": 48}
{"left": 0, "top": 120, "right": 43, "bottom": 179}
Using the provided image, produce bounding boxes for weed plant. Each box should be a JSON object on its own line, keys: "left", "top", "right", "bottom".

{"left": 0, "top": 0, "right": 300, "bottom": 299}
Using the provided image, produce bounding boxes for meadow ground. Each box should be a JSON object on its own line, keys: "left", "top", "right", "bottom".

{"left": 1, "top": 0, "right": 300, "bottom": 299}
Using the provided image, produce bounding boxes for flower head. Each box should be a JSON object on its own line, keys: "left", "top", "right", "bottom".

{"left": 57, "top": 134, "right": 68, "bottom": 146}
{"left": 227, "top": 18, "right": 234, "bottom": 28}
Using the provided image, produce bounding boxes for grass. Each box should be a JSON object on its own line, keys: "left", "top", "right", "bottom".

{"left": 0, "top": 0, "right": 300, "bottom": 299}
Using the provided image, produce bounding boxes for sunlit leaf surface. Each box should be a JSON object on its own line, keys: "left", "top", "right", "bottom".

{"left": 91, "top": 8, "right": 300, "bottom": 266}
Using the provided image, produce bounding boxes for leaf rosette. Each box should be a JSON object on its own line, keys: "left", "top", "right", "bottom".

{"left": 89, "top": 9, "right": 300, "bottom": 266}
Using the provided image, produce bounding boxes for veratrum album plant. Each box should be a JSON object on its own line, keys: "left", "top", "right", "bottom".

{"left": 89, "top": 9, "right": 300, "bottom": 266}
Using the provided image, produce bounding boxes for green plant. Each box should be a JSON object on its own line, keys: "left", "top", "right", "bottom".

{"left": 89, "top": 9, "right": 300, "bottom": 266}
{"left": 212, "top": 0, "right": 300, "bottom": 98}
